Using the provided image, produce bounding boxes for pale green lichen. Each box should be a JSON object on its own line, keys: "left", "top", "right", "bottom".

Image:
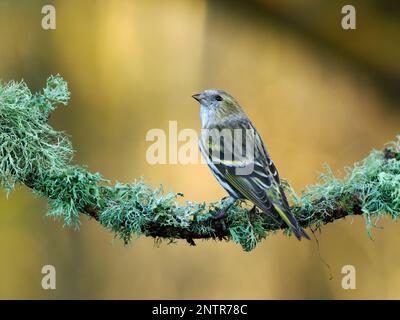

{"left": 0, "top": 75, "right": 399, "bottom": 252}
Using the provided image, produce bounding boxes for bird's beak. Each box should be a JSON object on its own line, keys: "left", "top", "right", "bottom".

{"left": 192, "top": 93, "right": 204, "bottom": 102}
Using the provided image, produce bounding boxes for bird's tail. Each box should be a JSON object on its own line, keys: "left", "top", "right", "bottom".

{"left": 272, "top": 203, "right": 310, "bottom": 241}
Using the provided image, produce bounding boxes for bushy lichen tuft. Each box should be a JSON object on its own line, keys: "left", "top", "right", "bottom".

{"left": 287, "top": 138, "right": 400, "bottom": 236}
{"left": 36, "top": 167, "right": 107, "bottom": 227}
{"left": 99, "top": 181, "right": 191, "bottom": 243}
{"left": 0, "top": 76, "right": 399, "bottom": 251}
{"left": 0, "top": 76, "right": 72, "bottom": 192}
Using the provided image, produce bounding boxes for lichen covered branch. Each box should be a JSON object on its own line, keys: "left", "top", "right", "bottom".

{"left": 0, "top": 76, "right": 399, "bottom": 251}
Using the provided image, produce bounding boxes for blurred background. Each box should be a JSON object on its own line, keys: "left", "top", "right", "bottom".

{"left": 0, "top": 0, "right": 399, "bottom": 299}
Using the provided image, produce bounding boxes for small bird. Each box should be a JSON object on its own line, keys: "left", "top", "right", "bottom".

{"left": 192, "top": 89, "right": 310, "bottom": 240}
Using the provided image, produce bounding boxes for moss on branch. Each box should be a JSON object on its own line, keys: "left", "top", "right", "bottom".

{"left": 0, "top": 76, "right": 399, "bottom": 251}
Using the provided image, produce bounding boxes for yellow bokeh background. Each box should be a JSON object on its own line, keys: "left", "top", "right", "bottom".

{"left": 0, "top": 0, "right": 399, "bottom": 299}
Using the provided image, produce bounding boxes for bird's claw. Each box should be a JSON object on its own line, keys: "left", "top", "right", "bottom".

{"left": 212, "top": 209, "right": 228, "bottom": 220}
{"left": 212, "top": 199, "right": 235, "bottom": 220}
{"left": 249, "top": 205, "right": 258, "bottom": 218}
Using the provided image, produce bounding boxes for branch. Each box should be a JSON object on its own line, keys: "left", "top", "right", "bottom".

{"left": 0, "top": 76, "right": 399, "bottom": 251}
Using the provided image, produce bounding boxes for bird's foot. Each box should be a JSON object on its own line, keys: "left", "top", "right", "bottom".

{"left": 212, "top": 199, "right": 235, "bottom": 220}
{"left": 212, "top": 208, "right": 228, "bottom": 220}
{"left": 211, "top": 199, "right": 236, "bottom": 233}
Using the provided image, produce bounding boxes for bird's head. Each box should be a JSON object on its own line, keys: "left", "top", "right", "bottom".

{"left": 192, "top": 89, "right": 244, "bottom": 127}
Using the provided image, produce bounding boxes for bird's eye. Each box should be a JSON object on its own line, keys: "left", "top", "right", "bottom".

{"left": 215, "top": 95, "right": 223, "bottom": 101}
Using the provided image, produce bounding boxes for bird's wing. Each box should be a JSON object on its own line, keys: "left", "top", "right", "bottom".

{"left": 200, "top": 119, "right": 297, "bottom": 226}
{"left": 200, "top": 119, "right": 293, "bottom": 224}
{"left": 200, "top": 118, "right": 309, "bottom": 239}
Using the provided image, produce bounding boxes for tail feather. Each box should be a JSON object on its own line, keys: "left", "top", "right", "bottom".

{"left": 272, "top": 203, "right": 310, "bottom": 241}
{"left": 296, "top": 226, "right": 311, "bottom": 241}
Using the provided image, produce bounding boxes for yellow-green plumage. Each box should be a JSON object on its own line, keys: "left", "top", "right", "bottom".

{"left": 193, "top": 89, "right": 310, "bottom": 240}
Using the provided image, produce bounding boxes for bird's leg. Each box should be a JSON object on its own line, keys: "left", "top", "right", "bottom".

{"left": 249, "top": 205, "right": 258, "bottom": 219}
{"left": 212, "top": 198, "right": 236, "bottom": 220}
